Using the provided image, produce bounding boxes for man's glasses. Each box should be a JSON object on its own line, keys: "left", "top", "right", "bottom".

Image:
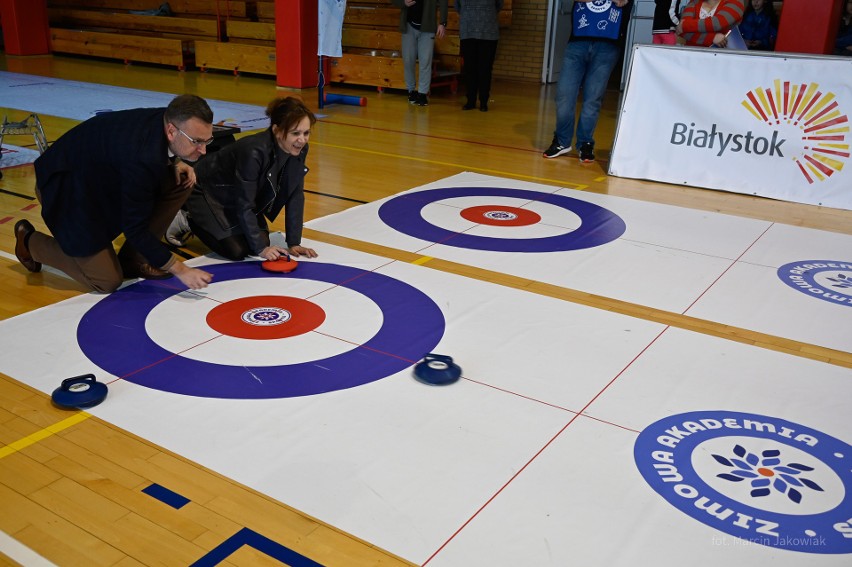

{"left": 171, "top": 123, "right": 214, "bottom": 147}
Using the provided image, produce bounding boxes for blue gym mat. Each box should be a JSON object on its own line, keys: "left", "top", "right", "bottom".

{"left": 0, "top": 71, "right": 268, "bottom": 131}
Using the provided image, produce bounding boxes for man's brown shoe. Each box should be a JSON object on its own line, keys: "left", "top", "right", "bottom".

{"left": 14, "top": 220, "right": 41, "bottom": 273}
{"left": 118, "top": 248, "right": 172, "bottom": 280}
{"left": 136, "top": 263, "right": 172, "bottom": 280}
{"left": 122, "top": 261, "right": 172, "bottom": 280}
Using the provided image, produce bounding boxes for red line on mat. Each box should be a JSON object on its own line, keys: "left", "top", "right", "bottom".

{"left": 681, "top": 223, "right": 774, "bottom": 315}
{"left": 422, "top": 326, "right": 670, "bottom": 565}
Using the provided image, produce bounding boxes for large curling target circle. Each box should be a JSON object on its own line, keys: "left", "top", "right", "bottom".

{"left": 378, "top": 187, "right": 626, "bottom": 252}
{"left": 76, "top": 262, "right": 445, "bottom": 399}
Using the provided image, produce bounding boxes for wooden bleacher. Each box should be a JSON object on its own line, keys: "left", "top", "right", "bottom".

{"left": 46, "top": 0, "right": 232, "bottom": 70}
{"left": 45, "top": 0, "right": 277, "bottom": 75}
{"left": 195, "top": 1, "right": 276, "bottom": 76}
{"left": 41, "top": 0, "right": 512, "bottom": 90}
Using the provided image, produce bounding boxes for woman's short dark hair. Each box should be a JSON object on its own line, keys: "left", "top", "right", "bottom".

{"left": 266, "top": 97, "right": 317, "bottom": 133}
{"left": 165, "top": 94, "right": 214, "bottom": 125}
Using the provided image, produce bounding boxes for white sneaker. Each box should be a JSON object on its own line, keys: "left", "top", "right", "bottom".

{"left": 165, "top": 209, "right": 192, "bottom": 247}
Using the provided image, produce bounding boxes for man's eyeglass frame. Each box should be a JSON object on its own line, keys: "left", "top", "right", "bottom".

{"left": 171, "top": 123, "right": 214, "bottom": 147}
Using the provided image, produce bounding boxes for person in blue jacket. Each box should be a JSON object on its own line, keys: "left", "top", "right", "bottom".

{"left": 740, "top": 0, "right": 777, "bottom": 51}
{"left": 15, "top": 94, "right": 215, "bottom": 293}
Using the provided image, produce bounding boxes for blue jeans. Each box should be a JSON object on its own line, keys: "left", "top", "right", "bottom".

{"left": 554, "top": 39, "right": 620, "bottom": 149}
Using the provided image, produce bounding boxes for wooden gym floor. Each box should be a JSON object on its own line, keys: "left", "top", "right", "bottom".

{"left": 1, "top": 53, "right": 850, "bottom": 566}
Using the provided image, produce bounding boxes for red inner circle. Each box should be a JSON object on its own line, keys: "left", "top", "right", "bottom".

{"left": 206, "top": 295, "right": 326, "bottom": 340}
{"left": 460, "top": 205, "right": 541, "bottom": 227}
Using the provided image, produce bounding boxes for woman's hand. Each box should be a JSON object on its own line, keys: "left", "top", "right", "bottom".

{"left": 713, "top": 32, "right": 728, "bottom": 47}
{"left": 259, "top": 246, "right": 292, "bottom": 261}
{"left": 288, "top": 245, "right": 318, "bottom": 258}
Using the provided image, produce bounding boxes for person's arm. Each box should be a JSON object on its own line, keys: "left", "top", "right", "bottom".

{"left": 120, "top": 162, "right": 212, "bottom": 289}
{"left": 282, "top": 148, "right": 316, "bottom": 258}
{"left": 173, "top": 159, "right": 195, "bottom": 189}
{"left": 680, "top": 0, "right": 745, "bottom": 35}
{"left": 233, "top": 148, "right": 271, "bottom": 256}
{"left": 284, "top": 186, "right": 316, "bottom": 259}
{"left": 437, "top": 0, "right": 448, "bottom": 38}
{"left": 120, "top": 162, "right": 177, "bottom": 268}
{"left": 669, "top": 0, "right": 682, "bottom": 25}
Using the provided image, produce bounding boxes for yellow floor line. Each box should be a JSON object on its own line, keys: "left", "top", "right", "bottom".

{"left": 411, "top": 256, "right": 434, "bottom": 265}
{"left": 313, "top": 141, "right": 588, "bottom": 190}
{"left": 0, "top": 412, "right": 91, "bottom": 459}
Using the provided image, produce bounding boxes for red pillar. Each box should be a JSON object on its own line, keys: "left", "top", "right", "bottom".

{"left": 276, "top": 0, "right": 318, "bottom": 89}
{"left": 0, "top": 0, "right": 51, "bottom": 55}
{"left": 776, "top": 0, "right": 843, "bottom": 54}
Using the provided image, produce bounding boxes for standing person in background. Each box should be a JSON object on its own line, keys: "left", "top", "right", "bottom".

{"left": 677, "top": 0, "right": 746, "bottom": 47}
{"left": 393, "top": 0, "right": 449, "bottom": 106}
{"left": 457, "top": 0, "right": 503, "bottom": 112}
{"left": 14, "top": 94, "right": 215, "bottom": 293}
{"left": 740, "top": 0, "right": 777, "bottom": 50}
{"left": 543, "top": 0, "right": 632, "bottom": 164}
{"left": 652, "top": 0, "right": 688, "bottom": 44}
{"left": 177, "top": 97, "right": 318, "bottom": 262}
{"left": 835, "top": 0, "right": 852, "bottom": 56}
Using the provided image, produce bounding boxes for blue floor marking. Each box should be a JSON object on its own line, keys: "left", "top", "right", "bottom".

{"left": 142, "top": 483, "right": 190, "bottom": 509}
{"left": 191, "top": 527, "right": 324, "bottom": 566}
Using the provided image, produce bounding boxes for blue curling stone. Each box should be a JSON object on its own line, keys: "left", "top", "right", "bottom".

{"left": 51, "top": 374, "right": 108, "bottom": 409}
{"left": 414, "top": 353, "right": 462, "bottom": 385}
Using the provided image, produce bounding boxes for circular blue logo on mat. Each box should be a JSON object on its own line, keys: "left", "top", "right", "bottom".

{"left": 378, "top": 186, "right": 626, "bottom": 252}
{"left": 76, "top": 262, "right": 445, "bottom": 399}
{"left": 241, "top": 307, "right": 291, "bottom": 326}
{"left": 634, "top": 411, "right": 851, "bottom": 553}
{"left": 777, "top": 260, "right": 852, "bottom": 307}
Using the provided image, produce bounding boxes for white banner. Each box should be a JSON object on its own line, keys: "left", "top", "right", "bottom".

{"left": 609, "top": 45, "right": 852, "bottom": 211}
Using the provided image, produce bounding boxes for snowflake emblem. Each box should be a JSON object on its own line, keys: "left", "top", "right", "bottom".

{"left": 712, "top": 444, "right": 824, "bottom": 503}
{"left": 484, "top": 211, "right": 516, "bottom": 221}
{"left": 826, "top": 273, "right": 852, "bottom": 289}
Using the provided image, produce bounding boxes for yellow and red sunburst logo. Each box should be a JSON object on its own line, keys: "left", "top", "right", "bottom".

{"left": 742, "top": 80, "right": 849, "bottom": 184}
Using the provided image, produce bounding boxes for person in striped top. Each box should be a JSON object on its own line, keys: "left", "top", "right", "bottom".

{"left": 676, "top": 0, "right": 746, "bottom": 47}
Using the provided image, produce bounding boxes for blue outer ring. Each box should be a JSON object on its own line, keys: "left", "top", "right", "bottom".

{"left": 377, "top": 186, "right": 626, "bottom": 252}
{"left": 634, "top": 410, "right": 851, "bottom": 554}
{"left": 76, "top": 262, "right": 445, "bottom": 399}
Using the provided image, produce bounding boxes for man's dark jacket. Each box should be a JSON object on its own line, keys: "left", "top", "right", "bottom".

{"left": 34, "top": 108, "right": 174, "bottom": 267}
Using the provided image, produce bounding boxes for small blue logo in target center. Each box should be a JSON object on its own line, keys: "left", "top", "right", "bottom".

{"left": 242, "top": 307, "right": 291, "bottom": 326}
{"left": 634, "top": 411, "right": 851, "bottom": 554}
{"left": 485, "top": 211, "right": 517, "bottom": 221}
{"left": 778, "top": 260, "right": 852, "bottom": 307}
